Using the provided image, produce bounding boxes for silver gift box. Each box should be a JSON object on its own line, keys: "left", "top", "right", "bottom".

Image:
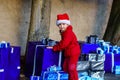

{"left": 89, "top": 70, "right": 105, "bottom": 79}
{"left": 88, "top": 53, "right": 97, "bottom": 61}
{"left": 77, "top": 61, "right": 90, "bottom": 71}
{"left": 97, "top": 54, "right": 105, "bottom": 61}
{"left": 90, "top": 61, "right": 104, "bottom": 71}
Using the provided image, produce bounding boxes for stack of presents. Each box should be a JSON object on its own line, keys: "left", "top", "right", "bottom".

{"left": 24, "top": 35, "right": 120, "bottom": 80}
{"left": 0, "top": 41, "right": 20, "bottom": 80}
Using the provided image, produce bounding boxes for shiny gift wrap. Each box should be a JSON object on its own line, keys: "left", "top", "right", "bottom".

{"left": 77, "top": 61, "right": 90, "bottom": 71}
{"left": 90, "top": 61, "right": 104, "bottom": 71}
{"left": 42, "top": 71, "right": 68, "bottom": 80}
{"left": 89, "top": 71, "right": 105, "bottom": 79}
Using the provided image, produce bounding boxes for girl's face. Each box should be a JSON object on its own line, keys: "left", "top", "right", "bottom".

{"left": 58, "top": 23, "right": 69, "bottom": 32}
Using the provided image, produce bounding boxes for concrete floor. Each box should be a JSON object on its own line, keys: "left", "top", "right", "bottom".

{"left": 20, "top": 73, "right": 120, "bottom": 80}
{"left": 104, "top": 73, "right": 120, "bottom": 80}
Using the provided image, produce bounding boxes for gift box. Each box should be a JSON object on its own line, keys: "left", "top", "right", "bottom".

{"left": 86, "top": 35, "right": 99, "bottom": 44}
{"left": 78, "top": 71, "right": 89, "bottom": 77}
{"left": 6, "top": 46, "right": 21, "bottom": 80}
{"left": 104, "top": 54, "right": 120, "bottom": 73}
{"left": 113, "top": 65, "right": 120, "bottom": 75}
{"left": 0, "top": 69, "right": 5, "bottom": 80}
{"left": 89, "top": 71, "right": 105, "bottom": 79}
{"left": 81, "top": 43, "right": 99, "bottom": 54}
{"left": 77, "top": 61, "right": 90, "bottom": 71}
{"left": 42, "top": 71, "right": 68, "bottom": 80}
{"left": 0, "top": 46, "right": 20, "bottom": 80}
{"left": 88, "top": 53, "right": 97, "bottom": 61}
{"left": 79, "top": 54, "right": 88, "bottom": 61}
{"left": 97, "top": 54, "right": 105, "bottom": 61}
{"left": 25, "top": 42, "right": 60, "bottom": 77}
{"left": 104, "top": 53, "right": 113, "bottom": 73}
{"left": 80, "top": 53, "right": 105, "bottom": 62}
{"left": 90, "top": 61, "right": 104, "bottom": 71}
{"left": 0, "top": 47, "right": 10, "bottom": 80}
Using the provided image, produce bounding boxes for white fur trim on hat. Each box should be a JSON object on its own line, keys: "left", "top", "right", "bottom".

{"left": 56, "top": 20, "right": 70, "bottom": 25}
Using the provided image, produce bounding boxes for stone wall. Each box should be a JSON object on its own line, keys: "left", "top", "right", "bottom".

{"left": 49, "top": 0, "right": 113, "bottom": 41}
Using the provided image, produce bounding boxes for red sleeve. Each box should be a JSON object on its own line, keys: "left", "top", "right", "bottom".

{"left": 53, "top": 31, "right": 72, "bottom": 51}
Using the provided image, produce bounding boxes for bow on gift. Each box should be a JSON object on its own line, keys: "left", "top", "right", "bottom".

{"left": 47, "top": 65, "right": 61, "bottom": 72}
{"left": 0, "top": 41, "right": 10, "bottom": 48}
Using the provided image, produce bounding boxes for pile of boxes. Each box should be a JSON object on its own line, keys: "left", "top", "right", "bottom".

{"left": 77, "top": 53, "right": 105, "bottom": 80}
{"left": 78, "top": 35, "right": 120, "bottom": 80}
{"left": 25, "top": 36, "right": 120, "bottom": 80}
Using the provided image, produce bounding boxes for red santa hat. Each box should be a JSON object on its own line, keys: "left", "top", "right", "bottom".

{"left": 56, "top": 13, "right": 70, "bottom": 25}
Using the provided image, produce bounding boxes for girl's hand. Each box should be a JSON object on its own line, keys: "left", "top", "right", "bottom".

{"left": 46, "top": 46, "right": 53, "bottom": 49}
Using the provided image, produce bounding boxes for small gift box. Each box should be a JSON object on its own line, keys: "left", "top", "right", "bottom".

{"left": 42, "top": 71, "right": 68, "bottom": 80}
{"left": 89, "top": 70, "right": 105, "bottom": 80}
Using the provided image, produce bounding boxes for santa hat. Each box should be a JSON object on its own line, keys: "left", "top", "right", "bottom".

{"left": 56, "top": 13, "right": 70, "bottom": 25}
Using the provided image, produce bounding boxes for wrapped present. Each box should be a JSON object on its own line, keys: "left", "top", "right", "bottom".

{"left": 86, "top": 35, "right": 99, "bottom": 44}
{"left": 78, "top": 71, "right": 89, "bottom": 77}
{"left": 6, "top": 46, "right": 21, "bottom": 80}
{"left": 104, "top": 53, "right": 114, "bottom": 73}
{"left": 42, "top": 71, "right": 68, "bottom": 80}
{"left": 0, "top": 47, "right": 10, "bottom": 80}
{"left": 104, "top": 53, "right": 120, "bottom": 73}
{"left": 81, "top": 43, "right": 99, "bottom": 54}
{"left": 88, "top": 53, "right": 97, "bottom": 61}
{"left": 90, "top": 61, "right": 104, "bottom": 71}
{"left": 79, "top": 54, "right": 88, "bottom": 61}
{"left": 0, "top": 69, "right": 5, "bottom": 80}
{"left": 80, "top": 53, "right": 105, "bottom": 62}
{"left": 77, "top": 61, "right": 90, "bottom": 71}
{"left": 0, "top": 46, "right": 21, "bottom": 80}
{"left": 97, "top": 54, "right": 105, "bottom": 61}
{"left": 25, "top": 42, "right": 60, "bottom": 77}
{"left": 89, "top": 71, "right": 105, "bottom": 79}
{"left": 113, "top": 65, "right": 120, "bottom": 75}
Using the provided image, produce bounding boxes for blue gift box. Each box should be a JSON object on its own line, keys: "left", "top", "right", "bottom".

{"left": 25, "top": 42, "right": 60, "bottom": 78}
{"left": 42, "top": 71, "right": 68, "bottom": 80}
{"left": 104, "top": 54, "right": 120, "bottom": 73}
{"left": 0, "top": 46, "right": 21, "bottom": 80}
{"left": 0, "top": 69, "right": 5, "bottom": 80}
{"left": 81, "top": 43, "right": 99, "bottom": 54}
{"left": 6, "top": 46, "right": 21, "bottom": 80}
{"left": 113, "top": 65, "right": 120, "bottom": 75}
{"left": 0, "top": 47, "right": 10, "bottom": 80}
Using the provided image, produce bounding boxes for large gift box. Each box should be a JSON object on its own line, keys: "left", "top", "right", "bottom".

{"left": 6, "top": 46, "right": 21, "bottom": 80}
{"left": 0, "top": 48, "right": 10, "bottom": 80}
{"left": 0, "top": 46, "right": 20, "bottom": 80}
{"left": 25, "top": 42, "right": 60, "bottom": 77}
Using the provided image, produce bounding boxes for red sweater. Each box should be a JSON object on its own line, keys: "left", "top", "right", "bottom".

{"left": 53, "top": 25, "right": 80, "bottom": 57}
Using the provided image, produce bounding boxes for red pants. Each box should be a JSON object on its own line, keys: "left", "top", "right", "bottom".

{"left": 63, "top": 56, "right": 79, "bottom": 80}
